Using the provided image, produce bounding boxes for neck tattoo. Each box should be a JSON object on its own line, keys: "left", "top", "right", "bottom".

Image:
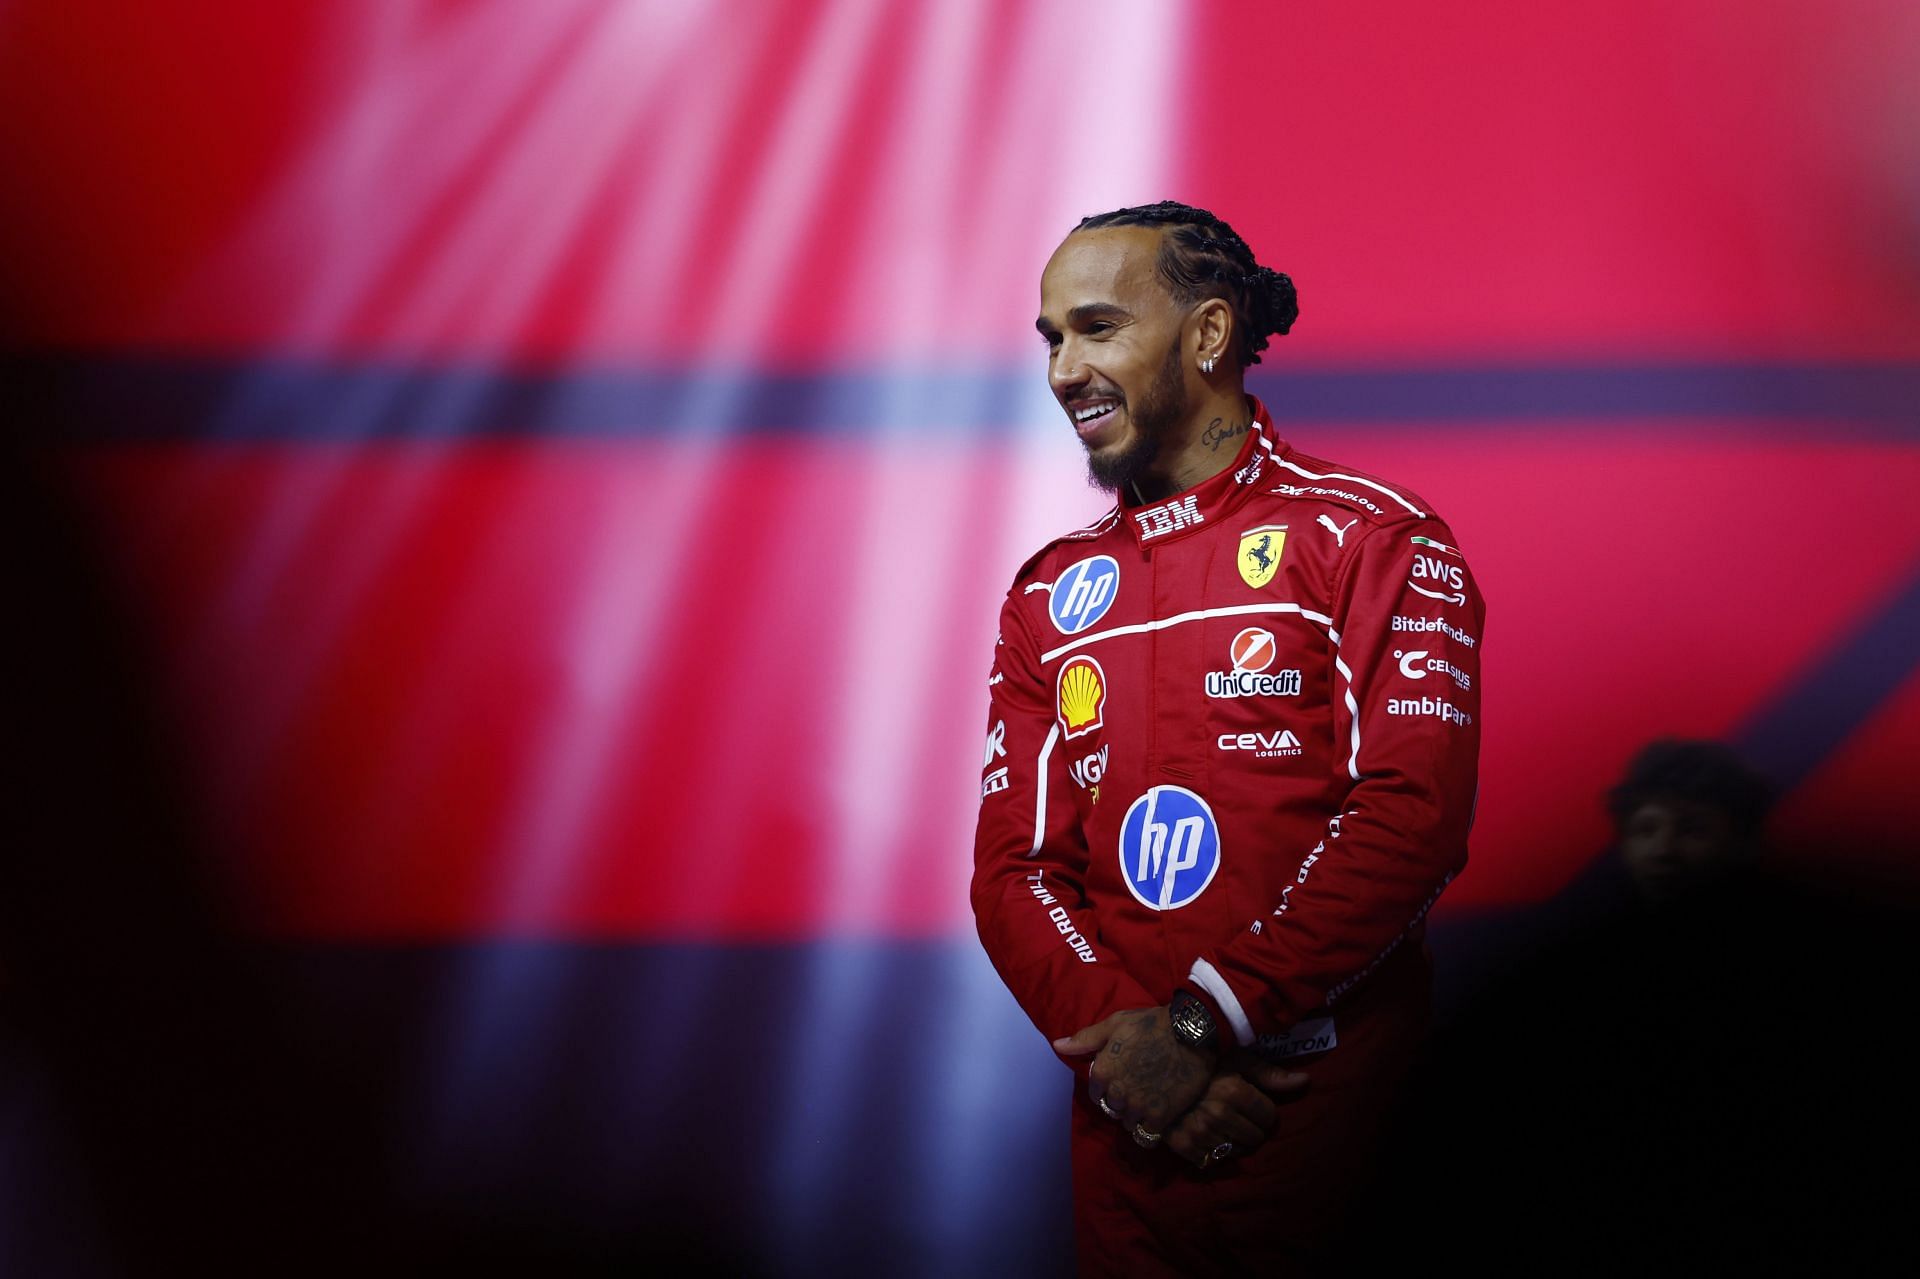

{"left": 1201, "top": 417, "right": 1251, "bottom": 451}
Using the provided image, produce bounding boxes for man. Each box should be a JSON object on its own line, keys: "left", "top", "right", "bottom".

{"left": 1607, "top": 738, "right": 1773, "bottom": 905}
{"left": 971, "top": 201, "right": 1485, "bottom": 1274}
{"left": 1389, "top": 742, "right": 1897, "bottom": 1269}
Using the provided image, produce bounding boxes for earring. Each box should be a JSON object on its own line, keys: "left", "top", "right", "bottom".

{"left": 1200, "top": 356, "right": 1217, "bottom": 374}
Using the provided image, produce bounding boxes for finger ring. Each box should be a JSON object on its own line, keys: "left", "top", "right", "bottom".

{"left": 1098, "top": 1097, "right": 1119, "bottom": 1120}
{"left": 1207, "top": 1141, "right": 1234, "bottom": 1164}
{"left": 1132, "top": 1125, "right": 1163, "bottom": 1148}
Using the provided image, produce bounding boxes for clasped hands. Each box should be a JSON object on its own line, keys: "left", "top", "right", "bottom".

{"left": 1054, "top": 1006, "right": 1308, "bottom": 1170}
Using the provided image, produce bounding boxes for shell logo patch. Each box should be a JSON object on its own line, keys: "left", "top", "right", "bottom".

{"left": 1057, "top": 655, "right": 1107, "bottom": 739}
{"left": 1238, "top": 525, "right": 1287, "bottom": 589}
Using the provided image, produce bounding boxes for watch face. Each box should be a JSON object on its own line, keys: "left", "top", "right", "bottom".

{"left": 1172, "top": 994, "right": 1213, "bottom": 1045}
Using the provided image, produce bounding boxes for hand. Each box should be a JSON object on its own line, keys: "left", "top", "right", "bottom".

{"left": 1166, "top": 1056, "right": 1310, "bottom": 1170}
{"left": 1054, "top": 1007, "right": 1215, "bottom": 1140}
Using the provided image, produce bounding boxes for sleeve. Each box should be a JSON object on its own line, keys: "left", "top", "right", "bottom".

{"left": 970, "top": 588, "right": 1158, "bottom": 1044}
{"left": 1185, "top": 517, "right": 1485, "bottom": 1044}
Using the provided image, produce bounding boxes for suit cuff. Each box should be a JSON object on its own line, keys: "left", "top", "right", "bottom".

{"left": 1185, "top": 958, "right": 1255, "bottom": 1048}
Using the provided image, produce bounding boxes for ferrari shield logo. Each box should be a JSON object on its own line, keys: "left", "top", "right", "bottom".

{"left": 1238, "top": 525, "right": 1287, "bottom": 589}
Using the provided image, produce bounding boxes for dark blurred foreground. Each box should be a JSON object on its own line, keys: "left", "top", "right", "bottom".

{"left": 1374, "top": 853, "right": 1918, "bottom": 1272}
{"left": 4, "top": 438, "right": 1915, "bottom": 1273}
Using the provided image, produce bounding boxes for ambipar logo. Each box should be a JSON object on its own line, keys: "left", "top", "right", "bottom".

{"left": 1387, "top": 696, "right": 1472, "bottom": 727}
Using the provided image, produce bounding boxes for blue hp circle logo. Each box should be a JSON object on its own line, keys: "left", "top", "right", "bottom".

{"left": 1048, "top": 555, "right": 1120, "bottom": 635}
{"left": 1118, "top": 786, "right": 1222, "bottom": 911}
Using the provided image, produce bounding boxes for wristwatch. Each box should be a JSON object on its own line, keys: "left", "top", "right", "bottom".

{"left": 1168, "top": 989, "right": 1220, "bottom": 1055}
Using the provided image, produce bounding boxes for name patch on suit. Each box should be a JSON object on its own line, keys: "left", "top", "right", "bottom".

{"left": 1255, "top": 1017, "right": 1337, "bottom": 1059}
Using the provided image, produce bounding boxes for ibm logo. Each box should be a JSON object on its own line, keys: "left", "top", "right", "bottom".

{"left": 1134, "top": 495, "right": 1203, "bottom": 541}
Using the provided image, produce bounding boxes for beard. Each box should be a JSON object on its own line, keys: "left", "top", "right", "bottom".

{"left": 1085, "top": 335, "right": 1188, "bottom": 493}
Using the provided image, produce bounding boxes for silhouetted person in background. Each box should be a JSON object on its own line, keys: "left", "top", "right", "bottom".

{"left": 1370, "top": 739, "right": 1914, "bottom": 1272}
{"left": 1609, "top": 739, "right": 1773, "bottom": 907}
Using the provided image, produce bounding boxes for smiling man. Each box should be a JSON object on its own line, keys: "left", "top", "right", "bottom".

{"left": 971, "top": 202, "right": 1486, "bottom": 1274}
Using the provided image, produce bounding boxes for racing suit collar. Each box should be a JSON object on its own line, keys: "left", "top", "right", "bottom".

{"left": 1121, "top": 396, "right": 1287, "bottom": 550}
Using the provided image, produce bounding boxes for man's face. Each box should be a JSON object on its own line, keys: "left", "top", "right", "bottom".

{"left": 1618, "top": 797, "right": 1743, "bottom": 903}
{"left": 1036, "top": 227, "right": 1192, "bottom": 492}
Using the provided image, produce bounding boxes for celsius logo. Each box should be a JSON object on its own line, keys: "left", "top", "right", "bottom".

{"left": 1057, "top": 656, "right": 1107, "bottom": 738}
{"left": 1395, "top": 649, "right": 1472, "bottom": 690}
{"left": 1046, "top": 555, "right": 1120, "bottom": 634}
{"left": 1118, "top": 786, "right": 1222, "bottom": 912}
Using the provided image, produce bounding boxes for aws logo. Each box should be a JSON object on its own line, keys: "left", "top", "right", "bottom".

{"left": 1057, "top": 655, "right": 1107, "bottom": 738}
{"left": 1407, "top": 536, "right": 1467, "bottom": 606}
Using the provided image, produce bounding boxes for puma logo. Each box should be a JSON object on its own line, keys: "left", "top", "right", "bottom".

{"left": 1317, "top": 514, "right": 1358, "bottom": 547}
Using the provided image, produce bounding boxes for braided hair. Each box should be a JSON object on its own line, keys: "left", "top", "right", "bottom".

{"left": 1075, "top": 200, "right": 1298, "bottom": 367}
{"left": 1606, "top": 739, "right": 1777, "bottom": 839}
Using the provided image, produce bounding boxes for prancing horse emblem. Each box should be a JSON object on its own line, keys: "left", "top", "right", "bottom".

{"left": 1237, "top": 525, "right": 1288, "bottom": 589}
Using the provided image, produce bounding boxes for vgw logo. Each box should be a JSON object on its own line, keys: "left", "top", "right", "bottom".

{"left": 1046, "top": 555, "right": 1120, "bottom": 635}
{"left": 1118, "top": 786, "right": 1222, "bottom": 911}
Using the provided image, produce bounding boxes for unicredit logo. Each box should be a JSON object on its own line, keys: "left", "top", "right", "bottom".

{"left": 1205, "top": 668, "right": 1302, "bottom": 698}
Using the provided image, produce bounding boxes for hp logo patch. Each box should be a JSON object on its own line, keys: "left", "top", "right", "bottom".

{"left": 1048, "top": 555, "right": 1120, "bottom": 635}
{"left": 1118, "top": 786, "right": 1222, "bottom": 911}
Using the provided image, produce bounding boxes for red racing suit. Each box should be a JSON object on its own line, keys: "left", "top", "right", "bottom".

{"left": 971, "top": 399, "right": 1484, "bottom": 1274}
